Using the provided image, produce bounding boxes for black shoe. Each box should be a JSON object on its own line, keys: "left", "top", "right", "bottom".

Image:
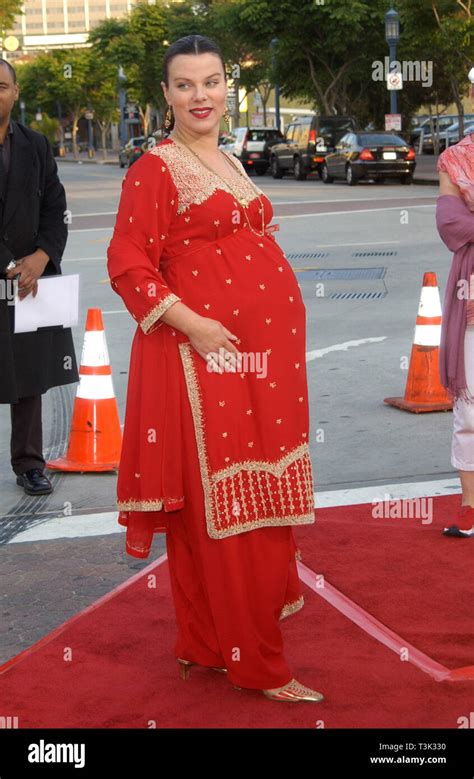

{"left": 16, "top": 468, "right": 53, "bottom": 495}
{"left": 443, "top": 524, "right": 474, "bottom": 538}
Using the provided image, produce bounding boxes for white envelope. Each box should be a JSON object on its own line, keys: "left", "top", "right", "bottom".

{"left": 14, "top": 274, "right": 79, "bottom": 334}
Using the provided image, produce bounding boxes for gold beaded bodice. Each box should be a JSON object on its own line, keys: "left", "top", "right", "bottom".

{"left": 149, "top": 139, "right": 264, "bottom": 214}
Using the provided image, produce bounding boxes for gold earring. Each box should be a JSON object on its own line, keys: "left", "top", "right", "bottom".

{"left": 223, "top": 105, "right": 231, "bottom": 129}
{"left": 164, "top": 105, "right": 173, "bottom": 129}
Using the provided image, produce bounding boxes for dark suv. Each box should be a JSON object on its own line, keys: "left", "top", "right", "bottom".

{"left": 270, "top": 115, "right": 358, "bottom": 179}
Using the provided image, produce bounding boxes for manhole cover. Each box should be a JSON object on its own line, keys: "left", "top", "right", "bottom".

{"left": 286, "top": 252, "right": 329, "bottom": 260}
{"left": 329, "top": 291, "right": 387, "bottom": 300}
{"left": 351, "top": 251, "right": 397, "bottom": 257}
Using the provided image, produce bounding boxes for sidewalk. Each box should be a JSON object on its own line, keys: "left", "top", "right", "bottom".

{"left": 57, "top": 148, "right": 441, "bottom": 185}
{"left": 58, "top": 150, "right": 119, "bottom": 165}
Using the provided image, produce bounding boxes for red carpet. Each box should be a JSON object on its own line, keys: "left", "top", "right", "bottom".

{"left": 0, "top": 493, "right": 472, "bottom": 728}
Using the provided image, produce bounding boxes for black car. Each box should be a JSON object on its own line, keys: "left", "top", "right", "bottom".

{"left": 421, "top": 116, "right": 474, "bottom": 153}
{"left": 321, "top": 131, "right": 416, "bottom": 185}
{"left": 269, "top": 115, "right": 358, "bottom": 180}
{"left": 410, "top": 115, "right": 456, "bottom": 149}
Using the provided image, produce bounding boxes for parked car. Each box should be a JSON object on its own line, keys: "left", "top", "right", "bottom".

{"left": 269, "top": 115, "right": 358, "bottom": 180}
{"left": 422, "top": 117, "right": 474, "bottom": 153}
{"left": 410, "top": 115, "right": 456, "bottom": 147}
{"left": 412, "top": 115, "right": 459, "bottom": 152}
{"left": 408, "top": 115, "right": 430, "bottom": 145}
{"left": 321, "top": 131, "right": 416, "bottom": 185}
{"left": 218, "top": 131, "right": 233, "bottom": 146}
{"left": 220, "top": 127, "right": 284, "bottom": 174}
{"left": 119, "top": 136, "right": 146, "bottom": 168}
{"left": 142, "top": 129, "right": 168, "bottom": 151}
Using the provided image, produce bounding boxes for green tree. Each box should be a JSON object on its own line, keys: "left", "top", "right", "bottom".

{"left": 30, "top": 113, "right": 60, "bottom": 144}
{"left": 401, "top": 0, "right": 474, "bottom": 148}
{"left": 18, "top": 50, "right": 92, "bottom": 158}
{"left": 0, "top": 0, "right": 22, "bottom": 39}
{"left": 83, "top": 49, "right": 120, "bottom": 158}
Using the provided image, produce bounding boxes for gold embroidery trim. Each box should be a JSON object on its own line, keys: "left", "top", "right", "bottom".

{"left": 127, "top": 543, "right": 152, "bottom": 553}
{"left": 279, "top": 595, "right": 304, "bottom": 620}
{"left": 117, "top": 496, "right": 184, "bottom": 511}
{"left": 149, "top": 140, "right": 264, "bottom": 214}
{"left": 178, "top": 341, "right": 315, "bottom": 539}
{"left": 118, "top": 499, "right": 163, "bottom": 510}
{"left": 139, "top": 292, "right": 181, "bottom": 334}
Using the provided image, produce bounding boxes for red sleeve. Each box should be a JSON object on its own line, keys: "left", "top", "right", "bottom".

{"left": 106, "top": 150, "right": 182, "bottom": 335}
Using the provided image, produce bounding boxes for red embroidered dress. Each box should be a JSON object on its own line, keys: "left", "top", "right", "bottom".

{"left": 107, "top": 137, "right": 315, "bottom": 557}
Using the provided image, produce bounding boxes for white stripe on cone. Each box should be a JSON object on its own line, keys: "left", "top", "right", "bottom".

{"left": 418, "top": 287, "right": 442, "bottom": 317}
{"left": 414, "top": 325, "right": 442, "bottom": 346}
{"left": 413, "top": 284, "right": 443, "bottom": 347}
{"left": 80, "top": 330, "right": 111, "bottom": 367}
{"left": 77, "top": 374, "right": 115, "bottom": 400}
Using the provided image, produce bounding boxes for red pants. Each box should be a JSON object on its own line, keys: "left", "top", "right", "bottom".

{"left": 164, "top": 390, "right": 304, "bottom": 690}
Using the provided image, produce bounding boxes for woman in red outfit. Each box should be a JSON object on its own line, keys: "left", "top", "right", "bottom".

{"left": 106, "top": 34, "right": 323, "bottom": 703}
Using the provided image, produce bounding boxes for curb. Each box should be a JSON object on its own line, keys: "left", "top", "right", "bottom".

{"left": 413, "top": 178, "right": 438, "bottom": 186}
{"left": 56, "top": 157, "right": 119, "bottom": 165}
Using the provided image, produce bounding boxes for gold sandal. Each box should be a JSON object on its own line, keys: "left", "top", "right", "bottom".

{"left": 177, "top": 657, "right": 227, "bottom": 680}
{"left": 263, "top": 678, "right": 324, "bottom": 702}
{"left": 233, "top": 677, "right": 324, "bottom": 702}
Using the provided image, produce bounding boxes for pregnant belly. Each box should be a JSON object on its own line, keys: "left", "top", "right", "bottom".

{"left": 163, "top": 231, "right": 306, "bottom": 353}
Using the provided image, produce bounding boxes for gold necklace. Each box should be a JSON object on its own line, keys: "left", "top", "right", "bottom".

{"left": 169, "top": 134, "right": 266, "bottom": 237}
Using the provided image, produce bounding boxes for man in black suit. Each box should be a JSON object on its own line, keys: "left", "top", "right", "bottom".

{"left": 0, "top": 58, "right": 79, "bottom": 495}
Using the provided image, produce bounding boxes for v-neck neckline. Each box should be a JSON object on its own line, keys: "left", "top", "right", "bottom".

{"left": 166, "top": 136, "right": 252, "bottom": 195}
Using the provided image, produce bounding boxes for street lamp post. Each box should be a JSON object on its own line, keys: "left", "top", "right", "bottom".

{"left": 385, "top": 7, "right": 400, "bottom": 115}
{"left": 270, "top": 38, "right": 280, "bottom": 132}
{"left": 118, "top": 65, "right": 128, "bottom": 148}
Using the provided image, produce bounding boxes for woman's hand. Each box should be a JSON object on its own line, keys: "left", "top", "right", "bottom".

{"left": 186, "top": 316, "right": 242, "bottom": 373}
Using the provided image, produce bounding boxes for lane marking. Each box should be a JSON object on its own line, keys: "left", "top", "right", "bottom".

{"left": 66, "top": 196, "right": 436, "bottom": 218}
{"left": 276, "top": 204, "right": 436, "bottom": 220}
{"left": 6, "top": 512, "right": 123, "bottom": 543}
{"left": 67, "top": 227, "right": 114, "bottom": 233}
{"left": 65, "top": 204, "right": 437, "bottom": 232}
{"left": 63, "top": 256, "right": 106, "bottom": 262}
{"left": 267, "top": 196, "right": 436, "bottom": 205}
{"left": 307, "top": 337, "right": 386, "bottom": 361}
{"left": 315, "top": 478, "right": 461, "bottom": 507}
{"left": 308, "top": 240, "right": 400, "bottom": 248}
{"left": 4, "top": 479, "right": 462, "bottom": 545}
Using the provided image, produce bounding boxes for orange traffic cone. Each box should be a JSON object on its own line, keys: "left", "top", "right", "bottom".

{"left": 384, "top": 272, "right": 453, "bottom": 413}
{"left": 47, "top": 308, "right": 122, "bottom": 471}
